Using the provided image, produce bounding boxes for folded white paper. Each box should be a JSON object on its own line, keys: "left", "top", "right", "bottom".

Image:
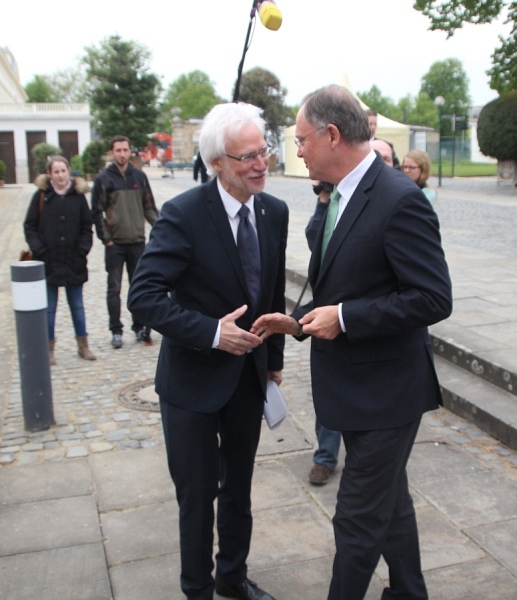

{"left": 264, "top": 380, "right": 289, "bottom": 430}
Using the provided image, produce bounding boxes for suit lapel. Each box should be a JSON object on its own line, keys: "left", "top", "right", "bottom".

{"left": 254, "top": 194, "right": 268, "bottom": 308}
{"left": 310, "top": 159, "right": 382, "bottom": 287}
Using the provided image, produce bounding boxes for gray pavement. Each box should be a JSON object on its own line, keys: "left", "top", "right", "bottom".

{"left": 1, "top": 170, "right": 517, "bottom": 599}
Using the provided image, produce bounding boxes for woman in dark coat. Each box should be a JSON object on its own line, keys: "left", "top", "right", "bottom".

{"left": 24, "top": 155, "right": 96, "bottom": 364}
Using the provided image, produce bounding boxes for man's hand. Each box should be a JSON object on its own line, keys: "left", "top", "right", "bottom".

{"left": 251, "top": 313, "right": 300, "bottom": 339}
{"left": 268, "top": 370, "right": 283, "bottom": 385}
{"left": 299, "top": 306, "right": 342, "bottom": 340}
{"left": 218, "top": 305, "right": 263, "bottom": 355}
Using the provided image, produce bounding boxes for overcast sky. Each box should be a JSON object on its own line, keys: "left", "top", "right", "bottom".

{"left": 4, "top": 0, "right": 511, "bottom": 109}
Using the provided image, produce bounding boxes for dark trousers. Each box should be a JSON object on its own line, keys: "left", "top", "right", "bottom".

{"left": 105, "top": 242, "right": 145, "bottom": 333}
{"left": 328, "top": 418, "right": 428, "bottom": 600}
{"left": 160, "top": 356, "right": 264, "bottom": 599}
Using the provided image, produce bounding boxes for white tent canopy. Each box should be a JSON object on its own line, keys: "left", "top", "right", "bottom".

{"left": 283, "top": 74, "right": 409, "bottom": 177}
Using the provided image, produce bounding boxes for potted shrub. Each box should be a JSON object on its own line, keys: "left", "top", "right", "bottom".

{"left": 70, "top": 154, "right": 83, "bottom": 177}
{"left": 0, "top": 159, "right": 6, "bottom": 185}
{"left": 82, "top": 140, "right": 109, "bottom": 181}
{"left": 477, "top": 92, "right": 517, "bottom": 185}
{"left": 31, "top": 143, "right": 63, "bottom": 176}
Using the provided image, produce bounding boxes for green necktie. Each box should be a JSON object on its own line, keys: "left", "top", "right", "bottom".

{"left": 321, "top": 187, "right": 341, "bottom": 261}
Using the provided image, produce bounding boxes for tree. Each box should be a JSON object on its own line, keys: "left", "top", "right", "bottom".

{"left": 82, "top": 35, "right": 161, "bottom": 148}
{"left": 162, "top": 71, "right": 222, "bottom": 125}
{"left": 25, "top": 67, "right": 88, "bottom": 103}
{"left": 47, "top": 66, "right": 89, "bottom": 103}
{"left": 357, "top": 85, "right": 399, "bottom": 121}
{"left": 414, "top": 0, "right": 516, "bottom": 94}
{"left": 400, "top": 92, "right": 441, "bottom": 128}
{"left": 236, "top": 67, "right": 290, "bottom": 147}
{"left": 477, "top": 92, "right": 517, "bottom": 160}
{"left": 420, "top": 58, "right": 471, "bottom": 135}
{"left": 25, "top": 75, "right": 59, "bottom": 103}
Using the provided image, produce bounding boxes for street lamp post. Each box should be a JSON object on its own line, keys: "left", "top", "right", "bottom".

{"left": 434, "top": 96, "right": 445, "bottom": 187}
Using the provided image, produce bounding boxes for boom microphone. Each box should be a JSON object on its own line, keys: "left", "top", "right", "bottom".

{"left": 257, "top": 1, "right": 283, "bottom": 31}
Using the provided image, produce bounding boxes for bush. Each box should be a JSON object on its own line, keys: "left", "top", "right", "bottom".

{"left": 0, "top": 159, "right": 6, "bottom": 180}
{"left": 31, "top": 142, "right": 63, "bottom": 175}
{"left": 477, "top": 92, "right": 517, "bottom": 161}
{"left": 70, "top": 154, "right": 83, "bottom": 176}
{"left": 82, "top": 140, "right": 109, "bottom": 177}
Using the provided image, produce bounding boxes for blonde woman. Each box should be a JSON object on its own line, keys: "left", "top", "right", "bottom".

{"left": 402, "top": 149, "right": 437, "bottom": 206}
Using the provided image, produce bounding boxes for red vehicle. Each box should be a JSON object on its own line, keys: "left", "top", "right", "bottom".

{"left": 139, "top": 132, "right": 173, "bottom": 166}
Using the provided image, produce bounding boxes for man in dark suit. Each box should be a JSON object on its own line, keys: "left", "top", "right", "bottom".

{"left": 127, "top": 102, "right": 287, "bottom": 600}
{"left": 252, "top": 86, "right": 452, "bottom": 599}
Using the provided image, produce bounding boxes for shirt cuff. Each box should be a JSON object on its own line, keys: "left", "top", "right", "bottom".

{"left": 338, "top": 303, "right": 346, "bottom": 333}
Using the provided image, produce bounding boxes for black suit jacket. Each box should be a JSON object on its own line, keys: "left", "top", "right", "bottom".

{"left": 293, "top": 156, "right": 452, "bottom": 431}
{"left": 128, "top": 178, "right": 288, "bottom": 413}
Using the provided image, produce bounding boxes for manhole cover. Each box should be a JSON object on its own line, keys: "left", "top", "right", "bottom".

{"left": 116, "top": 379, "right": 159, "bottom": 412}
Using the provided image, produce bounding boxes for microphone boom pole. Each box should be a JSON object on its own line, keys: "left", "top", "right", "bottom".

{"left": 233, "top": 0, "right": 261, "bottom": 102}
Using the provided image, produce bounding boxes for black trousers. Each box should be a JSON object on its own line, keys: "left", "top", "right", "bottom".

{"left": 328, "top": 418, "right": 428, "bottom": 600}
{"left": 105, "top": 242, "right": 145, "bottom": 333}
{"left": 160, "top": 356, "right": 264, "bottom": 599}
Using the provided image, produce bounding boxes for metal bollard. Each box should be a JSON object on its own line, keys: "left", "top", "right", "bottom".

{"left": 11, "top": 260, "right": 54, "bottom": 432}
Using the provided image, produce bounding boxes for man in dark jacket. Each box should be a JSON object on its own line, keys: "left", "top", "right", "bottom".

{"left": 253, "top": 86, "right": 452, "bottom": 599}
{"left": 128, "top": 102, "right": 287, "bottom": 600}
{"left": 91, "top": 135, "right": 158, "bottom": 349}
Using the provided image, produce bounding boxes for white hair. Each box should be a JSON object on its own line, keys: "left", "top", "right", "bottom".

{"left": 199, "top": 102, "right": 266, "bottom": 176}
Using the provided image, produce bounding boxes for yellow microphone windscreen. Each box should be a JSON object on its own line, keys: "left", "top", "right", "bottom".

{"left": 258, "top": 2, "right": 283, "bottom": 31}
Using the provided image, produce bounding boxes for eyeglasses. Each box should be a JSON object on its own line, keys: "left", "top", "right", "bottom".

{"left": 294, "top": 126, "right": 325, "bottom": 148}
{"left": 225, "top": 145, "right": 270, "bottom": 164}
{"left": 402, "top": 165, "right": 420, "bottom": 171}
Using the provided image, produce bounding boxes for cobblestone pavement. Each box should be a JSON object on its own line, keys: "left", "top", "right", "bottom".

{"left": 1, "top": 171, "right": 517, "bottom": 483}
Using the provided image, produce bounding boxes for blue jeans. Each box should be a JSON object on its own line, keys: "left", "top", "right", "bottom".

{"left": 47, "top": 284, "right": 87, "bottom": 341}
{"left": 313, "top": 418, "right": 342, "bottom": 470}
{"left": 105, "top": 242, "right": 145, "bottom": 334}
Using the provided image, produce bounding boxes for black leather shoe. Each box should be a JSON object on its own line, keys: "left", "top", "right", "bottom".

{"left": 215, "top": 577, "right": 276, "bottom": 600}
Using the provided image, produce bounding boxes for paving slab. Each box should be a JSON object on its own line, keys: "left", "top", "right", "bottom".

{"left": 101, "top": 500, "right": 179, "bottom": 566}
{"left": 92, "top": 445, "right": 172, "bottom": 512}
{"left": 110, "top": 553, "right": 181, "bottom": 600}
{"left": 0, "top": 543, "right": 111, "bottom": 600}
{"left": 423, "top": 557, "right": 517, "bottom": 600}
{"left": 0, "top": 495, "right": 101, "bottom": 556}
{"left": 0, "top": 457, "right": 92, "bottom": 505}
{"left": 407, "top": 439, "right": 488, "bottom": 484}
{"left": 415, "top": 470, "right": 517, "bottom": 529}
{"left": 467, "top": 518, "right": 517, "bottom": 578}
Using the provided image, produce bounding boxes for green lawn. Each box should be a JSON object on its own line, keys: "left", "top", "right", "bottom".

{"left": 430, "top": 161, "right": 497, "bottom": 177}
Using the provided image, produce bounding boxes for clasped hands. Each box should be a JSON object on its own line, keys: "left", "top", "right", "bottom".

{"left": 220, "top": 304, "right": 341, "bottom": 356}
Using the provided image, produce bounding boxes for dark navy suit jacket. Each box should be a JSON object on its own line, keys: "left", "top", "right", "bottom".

{"left": 128, "top": 178, "right": 288, "bottom": 413}
{"left": 293, "top": 156, "right": 452, "bottom": 431}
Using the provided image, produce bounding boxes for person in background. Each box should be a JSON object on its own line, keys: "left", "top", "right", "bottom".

{"left": 128, "top": 102, "right": 288, "bottom": 600}
{"left": 402, "top": 149, "right": 437, "bottom": 206}
{"left": 370, "top": 138, "right": 394, "bottom": 167}
{"left": 366, "top": 108, "right": 400, "bottom": 169}
{"left": 252, "top": 85, "right": 452, "bottom": 600}
{"left": 304, "top": 179, "right": 342, "bottom": 485}
{"left": 91, "top": 135, "right": 158, "bottom": 349}
{"left": 193, "top": 149, "right": 209, "bottom": 183}
{"left": 24, "top": 156, "right": 96, "bottom": 365}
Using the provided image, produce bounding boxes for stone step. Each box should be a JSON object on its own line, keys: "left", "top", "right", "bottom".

{"left": 284, "top": 270, "right": 517, "bottom": 450}
{"left": 435, "top": 355, "right": 517, "bottom": 451}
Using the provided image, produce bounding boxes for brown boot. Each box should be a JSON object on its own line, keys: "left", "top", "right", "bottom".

{"left": 49, "top": 340, "right": 56, "bottom": 365}
{"left": 76, "top": 336, "right": 97, "bottom": 360}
